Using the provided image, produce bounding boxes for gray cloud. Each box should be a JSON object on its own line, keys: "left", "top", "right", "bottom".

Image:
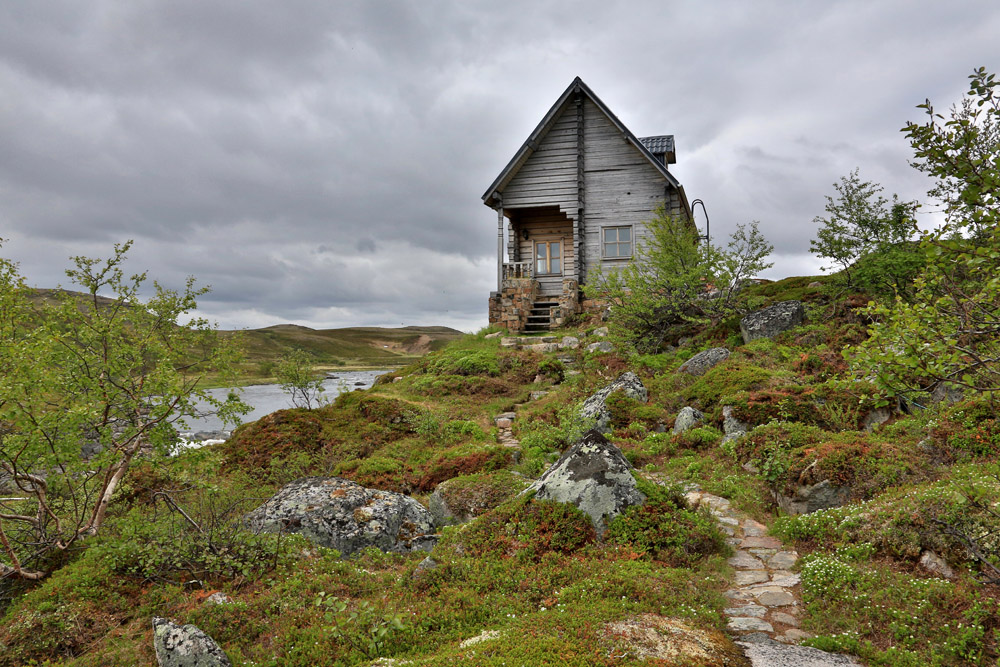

{"left": 1, "top": 1, "right": 998, "bottom": 330}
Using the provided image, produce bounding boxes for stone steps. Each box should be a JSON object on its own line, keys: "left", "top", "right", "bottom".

{"left": 673, "top": 481, "right": 864, "bottom": 666}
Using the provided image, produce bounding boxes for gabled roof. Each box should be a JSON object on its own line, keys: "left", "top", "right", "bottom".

{"left": 482, "top": 77, "right": 681, "bottom": 205}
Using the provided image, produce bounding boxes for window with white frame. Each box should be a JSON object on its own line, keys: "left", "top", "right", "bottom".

{"left": 602, "top": 226, "right": 632, "bottom": 259}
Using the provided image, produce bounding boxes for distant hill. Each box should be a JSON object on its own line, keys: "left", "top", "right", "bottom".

{"left": 228, "top": 324, "right": 464, "bottom": 371}
{"left": 24, "top": 288, "right": 463, "bottom": 373}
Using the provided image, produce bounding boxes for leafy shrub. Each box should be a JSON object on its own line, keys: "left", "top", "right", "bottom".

{"left": 0, "top": 546, "right": 136, "bottom": 666}
{"left": 440, "top": 419, "right": 489, "bottom": 444}
{"left": 605, "top": 499, "right": 727, "bottom": 567}
{"left": 931, "top": 397, "right": 1000, "bottom": 460}
{"left": 672, "top": 425, "right": 724, "bottom": 451}
{"left": 773, "top": 468, "right": 1000, "bottom": 569}
{"left": 435, "top": 470, "right": 531, "bottom": 519}
{"left": 412, "top": 446, "right": 511, "bottom": 492}
{"left": 222, "top": 408, "right": 325, "bottom": 473}
{"left": 605, "top": 391, "right": 662, "bottom": 430}
{"left": 101, "top": 490, "right": 290, "bottom": 583}
{"left": 460, "top": 498, "right": 596, "bottom": 562}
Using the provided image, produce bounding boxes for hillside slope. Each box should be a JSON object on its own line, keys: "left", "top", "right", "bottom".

{"left": 25, "top": 288, "right": 462, "bottom": 371}
{"left": 1, "top": 277, "right": 997, "bottom": 666}
{"left": 230, "top": 323, "right": 463, "bottom": 371}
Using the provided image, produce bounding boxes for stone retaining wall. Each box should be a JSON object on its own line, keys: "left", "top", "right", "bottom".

{"left": 488, "top": 278, "right": 538, "bottom": 331}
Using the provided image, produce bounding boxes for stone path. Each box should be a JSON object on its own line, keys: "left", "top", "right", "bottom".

{"left": 494, "top": 411, "right": 520, "bottom": 450}
{"left": 681, "top": 484, "right": 865, "bottom": 666}
{"left": 683, "top": 486, "right": 810, "bottom": 644}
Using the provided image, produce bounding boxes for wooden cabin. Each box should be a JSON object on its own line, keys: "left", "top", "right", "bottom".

{"left": 484, "top": 77, "right": 690, "bottom": 332}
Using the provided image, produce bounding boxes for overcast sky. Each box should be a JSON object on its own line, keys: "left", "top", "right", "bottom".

{"left": 1, "top": 1, "right": 998, "bottom": 332}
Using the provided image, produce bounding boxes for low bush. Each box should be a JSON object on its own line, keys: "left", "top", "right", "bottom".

{"left": 459, "top": 498, "right": 597, "bottom": 563}
{"left": 605, "top": 499, "right": 727, "bottom": 567}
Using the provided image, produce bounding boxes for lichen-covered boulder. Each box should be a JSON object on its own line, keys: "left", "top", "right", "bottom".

{"left": 775, "top": 478, "right": 850, "bottom": 515}
{"left": 722, "top": 405, "right": 749, "bottom": 444}
{"left": 428, "top": 470, "right": 530, "bottom": 526}
{"left": 672, "top": 407, "right": 704, "bottom": 434}
{"left": 678, "top": 347, "right": 730, "bottom": 376}
{"left": 152, "top": 617, "right": 231, "bottom": 667}
{"left": 736, "top": 638, "right": 864, "bottom": 666}
{"left": 606, "top": 615, "right": 750, "bottom": 666}
{"left": 580, "top": 371, "right": 648, "bottom": 433}
{"left": 585, "top": 340, "right": 614, "bottom": 354}
{"left": 244, "top": 477, "right": 437, "bottom": 557}
{"left": 740, "top": 301, "right": 805, "bottom": 343}
{"left": 525, "top": 429, "right": 644, "bottom": 536}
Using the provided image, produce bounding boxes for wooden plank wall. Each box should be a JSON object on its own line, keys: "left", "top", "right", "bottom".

{"left": 502, "top": 107, "right": 579, "bottom": 211}
{"left": 581, "top": 98, "right": 671, "bottom": 284}
{"left": 499, "top": 93, "right": 686, "bottom": 289}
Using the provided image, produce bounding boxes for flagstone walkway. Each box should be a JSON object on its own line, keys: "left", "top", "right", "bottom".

{"left": 683, "top": 488, "right": 811, "bottom": 644}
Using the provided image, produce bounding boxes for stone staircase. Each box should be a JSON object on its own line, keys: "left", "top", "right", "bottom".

{"left": 523, "top": 300, "right": 558, "bottom": 332}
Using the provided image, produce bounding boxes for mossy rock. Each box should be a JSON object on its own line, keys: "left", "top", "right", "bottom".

{"left": 428, "top": 470, "right": 530, "bottom": 525}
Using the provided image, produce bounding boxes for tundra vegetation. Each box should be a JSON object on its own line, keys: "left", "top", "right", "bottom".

{"left": 0, "top": 69, "right": 999, "bottom": 666}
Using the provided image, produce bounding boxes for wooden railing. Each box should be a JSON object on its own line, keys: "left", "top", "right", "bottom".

{"left": 503, "top": 262, "right": 532, "bottom": 280}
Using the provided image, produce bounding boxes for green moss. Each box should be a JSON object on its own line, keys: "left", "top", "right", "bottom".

{"left": 685, "top": 361, "right": 775, "bottom": 406}
{"left": 436, "top": 470, "right": 531, "bottom": 519}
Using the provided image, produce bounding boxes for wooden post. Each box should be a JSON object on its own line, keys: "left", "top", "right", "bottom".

{"left": 497, "top": 200, "right": 504, "bottom": 291}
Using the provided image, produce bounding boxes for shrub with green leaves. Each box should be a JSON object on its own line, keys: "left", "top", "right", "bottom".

{"left": 605, "top": 499, "right": 726, "bottom": 567}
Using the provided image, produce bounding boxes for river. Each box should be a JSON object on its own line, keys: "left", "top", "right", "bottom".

{"left": 179, "top": 369, "right": 390, "bottom": 437}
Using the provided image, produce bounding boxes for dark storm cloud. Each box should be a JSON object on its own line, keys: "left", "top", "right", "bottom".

{"left": 1, "top": 1, "right": 998, "bottom": 330}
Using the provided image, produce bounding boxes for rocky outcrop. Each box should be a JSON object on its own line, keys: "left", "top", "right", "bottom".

{"left": 152, "top": 617, "right": 231, "bottom": 667}
{"left": 605, "top": 615, "right": 750, "bottom": 665}
{"left": 919, "top": 550, "right": 955, "bottom": 579}
{"left": 428, "top": 471, "right": 529, "bottom": 526}
{"left": 672, "top": 407, "right": 704, "bottom": 434}
{"left": 861, "top": 407, "right": 892, "bottom": 432}
{"left": 580, "top": 372, "right": 648, "bottom": 433}
{"left": 775, "top": 479, "right": 850, "bottom": 515}
{"left": 244, "top": 477, "right": 437, "bottom": 557}
{"left": 929, "top": 382, "right": 965, "bottom": 406}
{"left": 585, "top": 341, "right": 614, "bottom": 354}
{"left": 722, "top": 406, "right": 750, "bottom": 443}
{"left": 678, "top": 347, "right": 730, "bottom": 376}
{"left": 740, "top": 301, "right": 805, "bottom": 343}
{"left": 736, "top": 638, "right": 864, "bottom": 666}
{"left": 525, "top": 429, "right": 644, "bottom": 536}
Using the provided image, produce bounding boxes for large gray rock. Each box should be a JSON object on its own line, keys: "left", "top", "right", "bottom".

{"left": 722, "top": 405, "right": 750, "bottom": 443}
{"left": 152, "top": 617, "right": 231, "bottom": 667}
{"left": 737, "top": 638, "right": 863, "bottom": 666}
{"left": 525, "top": 429, "right": 645, "bottom": 536}
{"left": 775, "top": 478, "right": 850, "bottom": 515}
{"left": 929, "top": 381, "right": 965, "bottom": 406}
{"left": 244, "top": 477, "right": 437, "bottom": 557}
{"left": 678, "top": 347, "right": 730, "bottom": 376}
{"left": 579, "top": 372, "right": 648, "bottom": 433}
{"left": 672, "top": 407, "right": 704, "bottom": 434}
{"left": 585, "top": 340, "right": 614, "bottom": 354}
{"left": 740, "top": 301, "right": 805, "bottom": 343}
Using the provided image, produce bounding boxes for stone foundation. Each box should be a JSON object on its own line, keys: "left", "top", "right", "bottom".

{"left": 489, "top": 278, "right": 612, "bottom": 332}
{"left": 552, "top": 279, "right": 580, "bottom": 327}
{"left": 488, "top": 278, "right": 538, "bottom": 332}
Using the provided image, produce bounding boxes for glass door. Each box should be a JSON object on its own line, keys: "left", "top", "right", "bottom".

{"left": 535, "top": 240, "right": 562, "bottom": 275}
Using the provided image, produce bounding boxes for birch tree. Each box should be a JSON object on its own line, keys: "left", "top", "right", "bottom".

{"left": 0, "top": 241, "right": 247, "bottom": 580}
